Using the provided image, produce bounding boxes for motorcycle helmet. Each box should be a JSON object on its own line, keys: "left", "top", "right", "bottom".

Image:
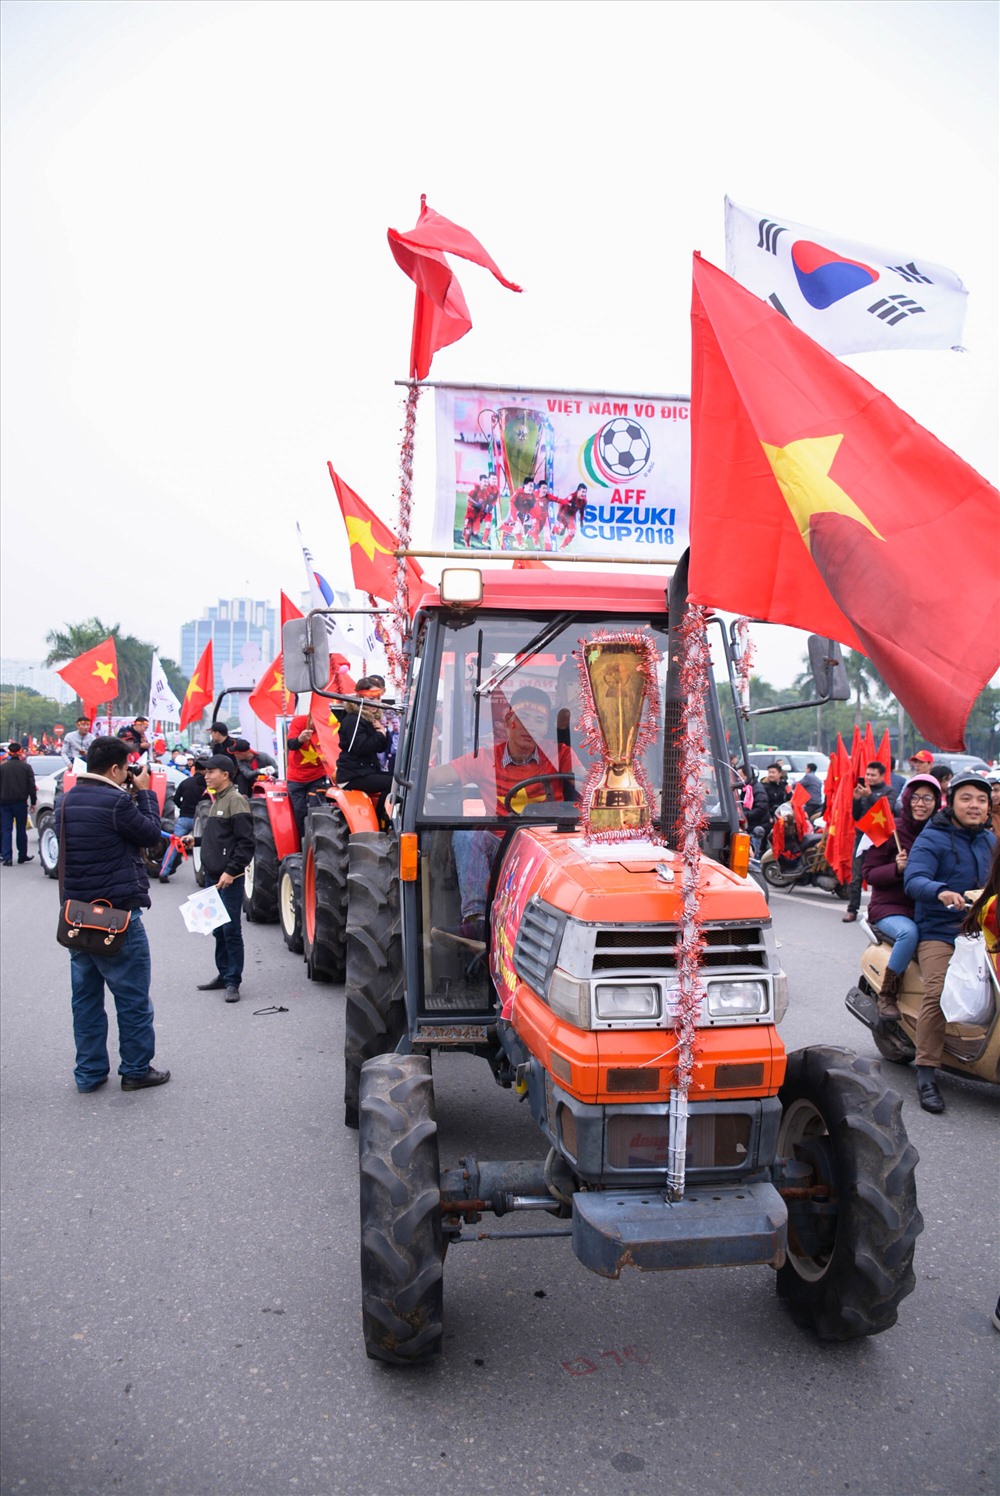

{"left": 902, "top": 773, "right": 942, "bottom": 807}
{"left": 946, "top": 771, "right": 992, "bottom": 806}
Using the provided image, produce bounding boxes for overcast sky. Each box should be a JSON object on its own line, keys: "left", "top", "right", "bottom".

{"left": 1, "top": 0, "right": 996, "bottom": 687}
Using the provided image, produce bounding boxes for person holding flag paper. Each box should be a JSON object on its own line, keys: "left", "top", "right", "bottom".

{"left": 861, "top": 777, "right": 942, "bottom": 1020}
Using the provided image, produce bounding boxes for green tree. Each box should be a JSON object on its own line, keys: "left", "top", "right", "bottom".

{"left": 843, "top": 649, "right": 886, "bottom": 726}
{"left": 0, "top": 686, "right": 68, "bottom": 743}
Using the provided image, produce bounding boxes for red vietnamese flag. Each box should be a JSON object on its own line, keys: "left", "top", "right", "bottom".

{"left": 309, "top": 693, "right": 341, "bottom": 775}
{"left": 790, "top": 780, "right": 811, "bottom": 838}
{"left": 824, "top": 733, "right": 848, "bottom": 812}
{"left": 864, "top": 722, "right": 878, "bottom": 764}
{"left": 856, "top": 797, "right": 897, "bottom": 847}
{"left": 689, "top": 254, "right": 1000, "bottom": 751}
{"left": 249, "top": 595, "right": 303, "bottom": 728}
{"left": 875, "top": 727, "right": 893, "bottom": 776}
{"left": 179, "top": 642, "right": 214, "bottom": 731}
{"left": 824, "top": 738, "right": 857, "bottom": 884}
{"left": 850, "top": 726, "right": 866, "bottom": 788}
{"left": 387, "top": 195, "right": 522, "bottom": 379}
{"left": 328, "top": 463, "right": 424, "bottom": 604}
{"left": 56, "top": 637, "right": 119, "bottom": 716}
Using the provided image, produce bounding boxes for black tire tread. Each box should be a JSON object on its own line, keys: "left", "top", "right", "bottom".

{"left": 302, "top": 805, "right": 349, "bottom": 983}
{"left": 344, "top": 834, "right": 404, "bottom": 1128}
{"left": 777, "top": 1044, "right": 923, "bottom": 1341}
{"left": 244, "top": 799, "right": 280, "bottom": 923}
{"left": 358, "top": 1054, "right": 443, "bottom": 1365}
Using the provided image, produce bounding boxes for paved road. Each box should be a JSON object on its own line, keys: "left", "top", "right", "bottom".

{"left": 1, "top": 848, "right": 997, "bottom": 1496}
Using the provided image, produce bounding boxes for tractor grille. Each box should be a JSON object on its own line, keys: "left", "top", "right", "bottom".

{"left": 592, "top": 924, "right": 767, "bottom": 973}
{"left": 513, "top": 899, "right": 565, "bottom": 993}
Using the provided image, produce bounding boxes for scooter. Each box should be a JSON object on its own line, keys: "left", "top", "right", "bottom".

{"left": 758, "top": 818, "right": 849, "bottom": 898}
{"left": 845, "top": 918, "right": 1000, "bottom": 1084}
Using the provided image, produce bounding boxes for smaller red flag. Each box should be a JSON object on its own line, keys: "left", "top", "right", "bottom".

{"left": 856, "top": 797, "right": 897, "bottom": 847}
{"left": 180, "top": 642, "right": 214, "bottom": 731}
{"left": 771, "top": 815, "right": 787, "bottom": 861}
{"left": 56, "top": 637, "right": 119, "bottom": 715}
{"left": 248, "top": 656, "right": 290, "bottom": 730}
{"left": 875, "top": 727, "right": 893, "bottom": 776}
{"left": 280, "top": 591, "right": 302, "bottom": 631}
{"left": 864, "top": 721, "right": 878, "bottom": 764}
{"left": 790, "top": 780, "right": 812, "bottom": 838}
{"left": 328, "top": 463, "right": 423, "bottom": 604}
{"left": 388, "top": 196, "right": 521, "bottom": 380}
{"left": 850, "top": 726, "right": 866, "bottom": 788}
{"left": 824, "top": 755, "right": 857, "bottom": 884}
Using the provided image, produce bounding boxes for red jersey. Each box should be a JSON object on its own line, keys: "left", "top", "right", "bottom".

{"left": 287, "top": 713, "right": 329, "bottom": 785}
{"left": 447, "top": 742, "right": 563, "bottom": 816}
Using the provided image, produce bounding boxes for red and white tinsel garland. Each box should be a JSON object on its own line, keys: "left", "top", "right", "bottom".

{"left": 733, "top": 617, "right": 756, "bottom": 711}
{"left": 574, "top": 628, "right": 662, "bottom": 845}
{"left": 667, "top": 602, "right": 713, "bottom": 1198}
{"left": 383, "top": 381, "right": 421, "bottom": 691}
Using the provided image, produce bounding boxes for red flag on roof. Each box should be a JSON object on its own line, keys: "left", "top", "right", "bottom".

{"left": 328, "top": 463, "right": 423, "bottom": 604}
{"left": 56, "top": 637, "right": 119, "bottom": 716}
{"left": 688, "top": 253, "right": 1000, "bottom": 751}
{"left": 179, "top": 642, "right": 214, "bottom": 731}
{"left": 387, "top": 196, "right": 522, "bottom": 380}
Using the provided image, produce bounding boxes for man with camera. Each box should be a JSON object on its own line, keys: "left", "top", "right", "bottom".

{"left": 58, "top": 736, "right": 170, "bottom": 1092}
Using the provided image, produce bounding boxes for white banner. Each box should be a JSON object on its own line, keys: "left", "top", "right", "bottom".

{"left": 724, "top": 197, "right": 968, "bottom": 355}
{"left": 433, "top": 384, "right": 690, "bottom": 561}
{"left": 148, "top": 652, "right": 182, "bottom": 723}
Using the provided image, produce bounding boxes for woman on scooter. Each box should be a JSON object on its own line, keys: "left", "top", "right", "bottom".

{"left": 861, "top": 775, "right": 941, "bottom": 1021}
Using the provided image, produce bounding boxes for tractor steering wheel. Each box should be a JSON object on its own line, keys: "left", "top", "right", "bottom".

{"left": 502, "top": 772, "right": 579, "bottom": 817}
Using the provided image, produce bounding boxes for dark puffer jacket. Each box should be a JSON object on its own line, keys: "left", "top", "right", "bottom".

{"left": 336, "top": 710, "right": 389, "bottom": 785}
{"left": 57, "top": 773, "right": 162, "bottom": 910}
{"left": 903, "top": 809, "right": 996, "bottom": 945}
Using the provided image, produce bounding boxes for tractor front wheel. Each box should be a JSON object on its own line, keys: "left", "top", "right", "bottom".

{"left": 302, "top": 805, "right": 349, "bottom": 983}
{"left": 244, "top": 799, "right": 279, "bottom": 923}
{"left": 278, "top": 854, "right": 304, "bottom": 955}
{"left": 359, "top": 1053, "right": 444, "bottom": 1366}
{"left": 344, "top": 833, "right": 404, "bottom": 1128}
{"left": 776, "top": 1045, "right": 922, "bottom": 1340}
{"left": 37, "top": 811, "right": 60, "bottom": 879}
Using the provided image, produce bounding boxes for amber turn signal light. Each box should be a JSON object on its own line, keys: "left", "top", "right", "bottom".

{"left": 399, "top": 833, "right": 418, "bottom": 881}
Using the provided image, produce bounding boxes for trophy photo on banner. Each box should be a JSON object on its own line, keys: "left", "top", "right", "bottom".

{"left": 477, "top": 406, "right": 555, "bottom": 549}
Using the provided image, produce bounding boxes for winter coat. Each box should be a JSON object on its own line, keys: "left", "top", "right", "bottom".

{"left": 0, "top": 757, "right": 36, "bottom": 805}
{"left": 336, "top": 709, "right": 389, "bottom": 785}
{"left": 57, "top": 773, "right": 162, "bottom": 910}
{"left": 903, "top": 809, "right": 996, "bottom": 945}
{"left": 198, "top": 783, "right": 255, "bottom": 880}
{"left": 173, "top": 772, "right": 207, "bottom": 818}
{"left": 862, "top": 778, "right": 941, "bottom": 923}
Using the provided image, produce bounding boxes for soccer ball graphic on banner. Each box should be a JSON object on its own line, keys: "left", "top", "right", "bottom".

{"left": 597, "top": 419, "right": 651, "bottom": 479}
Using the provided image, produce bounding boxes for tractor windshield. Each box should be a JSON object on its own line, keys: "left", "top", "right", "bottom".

{"left": 418, "top": 611, "right": 725, "bottom": 829}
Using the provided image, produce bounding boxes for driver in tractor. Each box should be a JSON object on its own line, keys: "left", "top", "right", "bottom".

{"left": 426, "top": 686, "right": 571, "bottom": 942}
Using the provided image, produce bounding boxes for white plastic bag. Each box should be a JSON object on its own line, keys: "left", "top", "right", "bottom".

{"left": 939, "top": 934, "right": 994, "bottom": 1026}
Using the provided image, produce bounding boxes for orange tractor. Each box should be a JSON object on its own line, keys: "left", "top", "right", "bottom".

{"left": 284, "top": 556, "right": 922, "bottom": 1364}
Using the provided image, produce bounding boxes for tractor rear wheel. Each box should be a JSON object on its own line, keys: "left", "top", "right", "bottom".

{"left": 278, "top": 854, "right": 304, "bottom": 954}
{"left": 776, "top": 1045, "right": 922, "bottom": 1340}
{"left": 244, "top": 799, "right": 279, "bottom": 922}
{"left": 344, "top": 833, "right": 404, "bottom": 1128}
{"left": 191, "top": 800, "right": 210, "bottom": 888}
{"left": 359, "top": 1053, "right": 444, "bottom": 1366}
{"left": 302, "top": 805, "right": 349, "bottom": 983}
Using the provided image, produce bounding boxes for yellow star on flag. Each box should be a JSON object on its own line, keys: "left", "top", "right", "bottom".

{"left": 92, "top": 659, "right": 116, "bottom": 685}
{"left": 298, "top": 743, "right": 321, "bottom": 767}
{"left": 345, "top": 514, "right": 393, "bottom": 562}
{"left": 185, "top": 672, "right": 202, "bottom": 700}
{"left": 870, "top": 806, "right": 887, "bottom": 826}
{"left": 269, "top": 671, "right": 285, "bottom": 695}
{"left": 761, "top": 434, "right": 885, "bottom": 554}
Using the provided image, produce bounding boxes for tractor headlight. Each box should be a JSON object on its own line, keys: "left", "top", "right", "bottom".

{"left": 548, "top": 971, "right": 591, "bottom": 1027}
{"left": 594, "top": 983, "right": 661, "bottom": 1021}
{"left": 706, "top": 980, "right": 769, "bottom": 1018}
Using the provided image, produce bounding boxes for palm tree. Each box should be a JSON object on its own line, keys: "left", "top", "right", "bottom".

{"left": 843, "top": 650, "right": 885, "bottom": 727}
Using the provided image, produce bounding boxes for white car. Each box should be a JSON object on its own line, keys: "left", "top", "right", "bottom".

{"left": 746, "top": 751, "right": 830, "bottom": 788}
{"left": 34, "top": 763, "right": 186, "bottom": 879}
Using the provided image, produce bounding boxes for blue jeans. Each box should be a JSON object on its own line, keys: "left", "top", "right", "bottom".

{"left": 452, "top": 830, "right": 501, "bottom": 919}
{"left": 212, "top": 878, "right": 245, "bottom": 986}
{"left": 69, "top": 911, "right": 155, "bottom": 1090}
{"left": 1, "top": 801, "right": 29, "bottom": 861}
{"left": 873, "top": 914, "right": 920, "bottom": 975}
{"left": 160, "top": 816, "right": 194, "bottom": 877}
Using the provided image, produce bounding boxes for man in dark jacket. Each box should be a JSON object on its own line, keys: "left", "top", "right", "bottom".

{"left": 0, "top": 741, "right": 37, "bottom": 866}
{"left": 903, "top": 773, "right": 996, "bottom": 1113}
{"left": 191, "top": 755, "right": 255, "bottom": 1003}
{"left": 230, "top": 739, "right": 278, "bottom": 801}
{"left": 158, "top": 760, "right": 208, "bottom": 881}
{"left": 58, "top": 736, "right": 170, "bottom": 1092}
